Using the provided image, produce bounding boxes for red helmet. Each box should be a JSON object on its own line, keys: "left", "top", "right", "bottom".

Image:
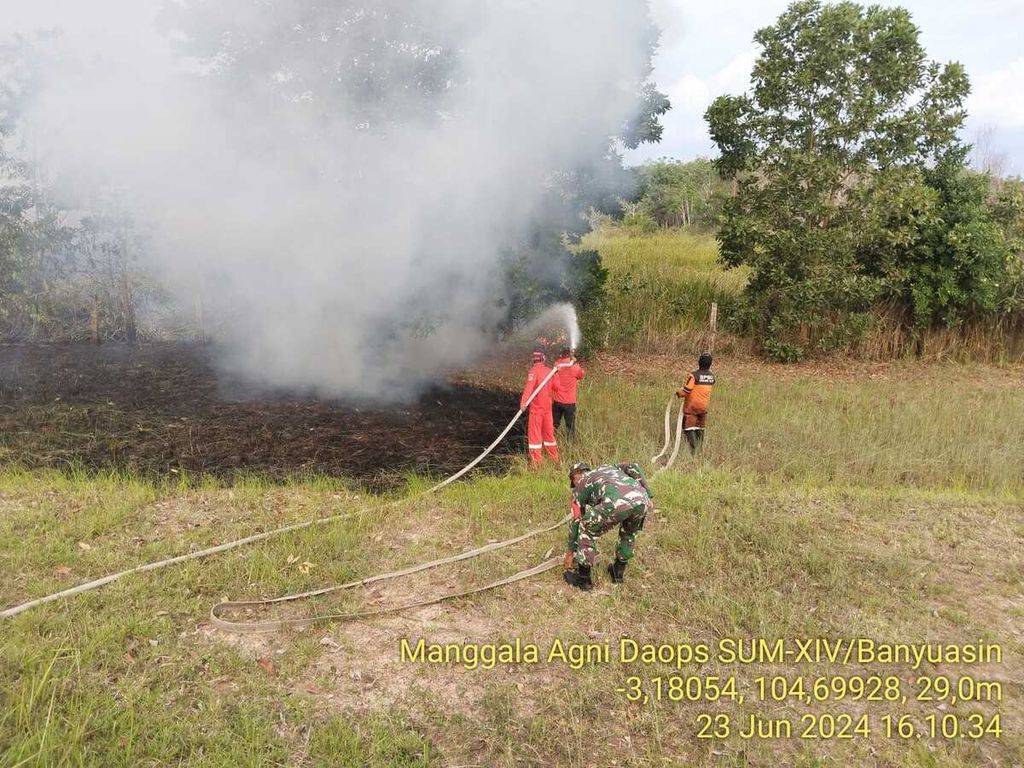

{"left": 531, "top": 350, "right": 546, "bottom": 362}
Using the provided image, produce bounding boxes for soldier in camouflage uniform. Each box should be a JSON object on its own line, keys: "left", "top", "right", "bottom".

{"left": 563, "top": 461, "right": 654, "bottom": 591}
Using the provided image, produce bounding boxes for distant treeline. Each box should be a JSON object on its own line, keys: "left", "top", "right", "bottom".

{"left": 623, "top": 158, "right": 729, "bottom": 232}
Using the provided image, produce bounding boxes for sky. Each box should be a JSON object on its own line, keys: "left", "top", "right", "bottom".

{"left": 3, "top": 0, "right": 1023, "bottom": 172}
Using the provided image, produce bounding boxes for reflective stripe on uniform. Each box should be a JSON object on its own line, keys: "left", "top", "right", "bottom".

{"left": 543, "top": 441, "right": 557, "bottom": 447}
{"left": 528, "top": 443, "right": 543, "bottom": 449}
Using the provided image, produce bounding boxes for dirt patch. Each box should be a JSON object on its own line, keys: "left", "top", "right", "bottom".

{"left": 200, "top": 593, "right": 574, "bottom": 735}
{"left": 0, "top": 343, "right": 523, "bottom": 489}
{"left": 200, "top": 552, "right": 582, "bottom": 717}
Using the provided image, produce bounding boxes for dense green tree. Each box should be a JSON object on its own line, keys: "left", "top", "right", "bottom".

{"left": 0, "top": 35, "right": 161, "bottom": 342}
{"left": 853, "top": 156, "right": 1012, "bottom": 329}
{"left": 704, "top": 0, "right": 1015, "bottom": 359}
{"left": 0, "top": 37, "right": 38, "bottom": 334}
{"left": 160, "top": 1, "right": 462, "bottom": 135}
{"left": 988, "top": 177, "right": 1024, "bottom": 312}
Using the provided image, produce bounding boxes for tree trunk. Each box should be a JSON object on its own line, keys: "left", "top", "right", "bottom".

{"left": 121, "top": 224, "right": 137, "bottom": 345}
{"left": 707, "top": 302, "right": 718, "bottom": 354}
{"left": 90, "top": 296, "right": 100, "bottom": 344}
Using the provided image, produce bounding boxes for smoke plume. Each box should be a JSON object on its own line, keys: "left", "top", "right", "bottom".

{"left": 17, "top": 0, "right": 658, "bottom": 400}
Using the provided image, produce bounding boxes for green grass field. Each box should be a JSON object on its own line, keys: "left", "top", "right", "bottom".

{"left": 2, "top": 229, "right": 1023, "bottom": 767}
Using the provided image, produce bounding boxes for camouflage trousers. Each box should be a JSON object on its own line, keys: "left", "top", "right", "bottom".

{"left": 567, "top": 500, "right": 648, "bottom": 567}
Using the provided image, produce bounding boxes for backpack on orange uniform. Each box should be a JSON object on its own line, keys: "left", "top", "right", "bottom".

{"left": 676, "top": 353, "right": 715, "bottom": 453}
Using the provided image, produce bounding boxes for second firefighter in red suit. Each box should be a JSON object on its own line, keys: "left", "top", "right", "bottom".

{"left": 520, "top": 350, "right": 559, "bottom": 465}
{"left": 551, "top": 348, "right": 585, "bottom": 436}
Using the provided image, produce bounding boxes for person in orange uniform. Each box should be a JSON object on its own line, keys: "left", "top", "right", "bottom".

{"left": 520, "top": 350, "right": 559, "bottom": 465}
{"left": 676, "top": 352, "right": 715, "bottom": 453}
{"left": 552, "top": 348, "right": 585, "bottom": 437}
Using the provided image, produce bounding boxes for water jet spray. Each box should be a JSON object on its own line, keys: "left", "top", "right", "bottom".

{"left": 521, "top": 302, "right": 581, "bottom": 359}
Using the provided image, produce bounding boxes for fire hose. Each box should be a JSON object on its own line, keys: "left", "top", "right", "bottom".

{"left": 212, "top": 558, "right": 562, "bottom": 634}
{"left": 1, "top": 364, "right": 568, "bottom": 623}
{"left": 651, "top": 395, "right": 686, "bottom": 475}
{"left": 210, "top": 516, "right": 568, "bottom": 633}
{"left": 650, "top": 396, "right": 674, "bottom": 465}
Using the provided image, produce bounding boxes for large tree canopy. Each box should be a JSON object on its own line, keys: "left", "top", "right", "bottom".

{"left": 710, "top": 1, "right": 967, "bottom": 177}
{"left": 160, "top": 1, "right": 464, "bottom": 133}
{"left": 161, "top": 1, "right": 668, "bottom": 141}
{"left": 161, "top": 0, "right": 668, "bottom": 340}
{"left": 706, "top": 0, "right": 1016, "bottom": 359}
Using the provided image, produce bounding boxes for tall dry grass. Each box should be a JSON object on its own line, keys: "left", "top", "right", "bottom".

{"left": 580, "top": 227, "right": 748, "bottom": 354}
{"left": 852, "top": 306, "right": 1024, "bottom": 363}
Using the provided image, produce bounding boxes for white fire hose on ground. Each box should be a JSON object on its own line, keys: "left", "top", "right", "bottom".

{"left": 210, "top": 516, "right": 568, "bottom": 633}
{"left": 1, "top": 365, "right": 568, "bottom": 624}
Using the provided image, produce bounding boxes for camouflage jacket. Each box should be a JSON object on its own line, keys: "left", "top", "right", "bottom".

{"left": 572, "top": 463, "right": 653, "bottom": 514}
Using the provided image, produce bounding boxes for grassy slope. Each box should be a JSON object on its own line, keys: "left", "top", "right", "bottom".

{"left": 580, "top": 227, "right": 747, "bottom": 352}
{"left": 2, "top": 231, "right": 1023, "bottom": 767}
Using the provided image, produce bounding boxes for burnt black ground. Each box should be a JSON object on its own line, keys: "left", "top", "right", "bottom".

{"left": 0, "top": 343, "right": 523, "bottom": 489}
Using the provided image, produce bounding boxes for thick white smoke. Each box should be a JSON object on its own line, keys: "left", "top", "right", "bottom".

{"left": 21, "top": 0, "right": 658, "bottom": 400}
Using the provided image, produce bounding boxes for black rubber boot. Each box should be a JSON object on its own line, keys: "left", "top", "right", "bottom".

{"left": 563, "top": 563, "right": 593, "bottom": 591}
{"left": 685, "top": 430, "right": 697, "bottom": 453}
{"left": 692, "top": 428, "right": 705, "bottom": 452}
{"left": 607, "top": 558, "right": 627, "bottom": 584}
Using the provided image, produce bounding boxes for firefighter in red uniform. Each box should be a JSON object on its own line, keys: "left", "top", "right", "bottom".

{"left": 676, "top": 352, "right": 715, "bottom": 453}
{"left": 551, "top": 348, "right": 585, "bottom": 437}
{"left": 520, "top": 350, "right": 559, "bottom": 466}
